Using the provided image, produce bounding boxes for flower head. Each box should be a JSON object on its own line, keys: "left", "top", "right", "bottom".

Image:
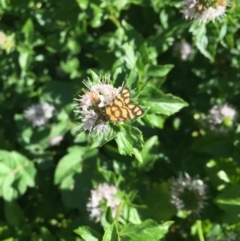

{"left": 174, "top": 41, "right": 192, "bottom": 60}
{"left": 170, "top": 172, "right": 208, "bottom": 215}
{"left": 24, "top": 103, "right": 55, "bottom": 126}
{"left": 200, "top": 103, "right": 237, "bottom": 133}
{"left": 181, "top": 0, "right": 227, "bottom": 24}
{"left": 86, "top": 183, "right": 121, "bottom": 222}
{"left": 74, "top": 78, "right": 122, "bottom": 135}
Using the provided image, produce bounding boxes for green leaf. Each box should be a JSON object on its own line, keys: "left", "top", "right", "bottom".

{"left": 122, "top": 205, "right": 142, "bottom": 225}
{"left": 141, "top": 91, "right": 188, "bottom": 116}
{"left": 101, "top": 208, "right": 115, "bottom": 231}
{"left": 89, "top": 69, "right": 102, "bottom": 84}
{"left": 122, "top": 42, "right": 137, "bottom": 69}
{"left": 215, "top": 184, "right": 240, "bottom": 222}
{"left": 115, "top": 125, "right": 144, "bottom": 162}
{"left": 21, "top": 18, "right": 34, "bottom": 43}
{"left": 4, "top": 201, "right": 24, "bottom": 226}
{"left": 39, "top": 227, "right": 56, "bottom": 241}
{"left": 142, "top": 184, "right": 176, "bottom": 221}
{"left": 74, "top": 226, "right": 101, "bottom": 241}
{"left": 215, "top": 184, "right": 240, "bottom": 206}
{"left": 90, "top": 126, "right": 118, "bottom": 149}
{"left": 89, "top": 3, "right": 104, "bottom": 28}
{"left": 140, "top": 136, "right": 160, "bottom": 170}
{"left": 120, "top": 220, "right": 173, "bottom": 241}
{"left": 54, "top": 146, "right": 87, "bottom": 185}
{"left": 60, "top": 57, "right": 80, "bottom": 78}
{"left": 18, "top": 50, "right": 33, "bottom": 71}
{"left": 190, "top": 22, "right": 218, "bottom": 61}
{"left": 0, "top": 150, "right": 36, "bottom": 201}
{"left": 102, "top": 221, "right": 120, "bottom": 241}
{"left": 0, "top": 0, "right": 9, "bottom": 9}
{"left": 145, "top": 64, "right": 174, "bottom": 77}
{"left": 127, "top": 67, "right": 138, "bottom": 89}
{"left": 144, "top": 114, "right": 165, "bottom": 129}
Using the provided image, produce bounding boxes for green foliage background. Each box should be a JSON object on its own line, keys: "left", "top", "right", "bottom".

{"left": 1, "top": 0, "right": 240, "bottom": 240}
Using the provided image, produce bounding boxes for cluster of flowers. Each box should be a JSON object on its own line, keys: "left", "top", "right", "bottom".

{"left": 199, "top": 103, "right": 237, "bottom": 133}
{"left": 86, "top": 172, "right": 208, "bottom": 223}
{"left": 86, "top": 183, "right": 121, "bottom": 222}
{"left": 182, "top": 0, "right": 228, "bottom": 24}
{"left": 24, "top": 103, "right": 63, "bottom": 146}
{"left": 25, "top": 103, "right": 55, "bottom": 127}
{"left": 21, "top": 0, "right": 231, "bottom": 229}
{"left": 74, "top": 80, "right": 122, "bottom": 135}
{"left": 174, "top": 41, "right": 192, "bottom": 61}
{"left": 170, "top": 172, "right": 208, "bottom": 215}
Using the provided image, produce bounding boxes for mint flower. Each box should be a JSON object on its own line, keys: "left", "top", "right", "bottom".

{"left": 209, "top": 104, "right": 236, "bottom": 125}
{"left": 86, "top": 183, "right": 121, "bottom": 222}
{"left": 170, "top": 172, "right": 208, "bottom": 215}
{"left": 174, "top": 41, "right": 192, "bottom": 60}
{"left": 24, "top": 103, "right": 55, "bottom": 126}
{"left": 74, "top": 79, "right": 122, "bottom": 134}
{"left": 182, "top": 0, "right": 227, "bottom": 23}
{"left": 199, "top": 103, "right": 237, "bottom": 133}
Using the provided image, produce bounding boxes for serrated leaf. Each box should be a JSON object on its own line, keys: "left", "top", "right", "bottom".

{"left": 18, "top": 51, "right": 32, "bottom": 71}
{"left": 89, "top": 3, "right": 103, "bottom": 28}
{"left": 102, "top": 221, "right": 120, "bottom": 241}
{"left": 90, "top": 127, "right": 118, "bottom": 149}
{"left": 144, "top": 114, "right": 165, "bottom": 129}
{"left": 101, "top": 208, "right": 114, "bottom": 232}
{"left": 21, "top": 18, "right": 34, "bottom": 43}
{"left": 120, "top": 220, "right": 173, "bottom": 241}
{"left": 74, "top": 226, "right": 101, "bottom": 241}
{"left": 122, "top": 43, "right": 137, "bottom": 69}
{"left": 122, "top": 206, "right": 142, "bottom": 225}
{"left": 146, "top": 64, "right": 174, "bottom": 77}
{"left": 141, "top": 136, "right": 159, "bottom": 170}
{"left": 54, "top": 146, "right": 87, "bottom": 185}
{"left": 0, "top": 150, "right": 36, "bottom": 201}
{"left": 142, "top": 93, "right": 188, "bottom": 116}
{"left": 2, "top": 173, "right": 15, "bottom": 201}
{"left": 190, "top": 22, "right": 218, "bottom": 61}
{"left": 115, "top": 125, "right": 143, "bottom": 161}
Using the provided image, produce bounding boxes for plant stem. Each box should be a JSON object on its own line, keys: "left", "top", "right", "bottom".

{"left": 197, "top": 220, "right": 205, "bottom": 241}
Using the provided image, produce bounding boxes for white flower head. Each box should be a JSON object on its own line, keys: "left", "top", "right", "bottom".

{"left": 24, "top": 103, "right": 55, "bottom": 126}
{"left": 181, "top": 0, "right": 228, "bottom": 24}
{"left": 74, "top": 77, "right": 123, "bottom": 135}
{"left": 86, "top": 183, "right": 121, "bottom": 222}
{"left": 174, "top": 41, "right": 192, "bottom": 60}
{"left": 200, "top": 103, "right": 237, "bottom": 133}
{"left": 209, "top": 104, "right": 236, "bottom": 124}
{"left": 170, "top": 172, "right": 208, "bottom": 215}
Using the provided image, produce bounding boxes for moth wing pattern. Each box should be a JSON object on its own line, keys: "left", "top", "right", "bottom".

{"left": 105, "top": 88, "right": 144, "bottom": 122}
